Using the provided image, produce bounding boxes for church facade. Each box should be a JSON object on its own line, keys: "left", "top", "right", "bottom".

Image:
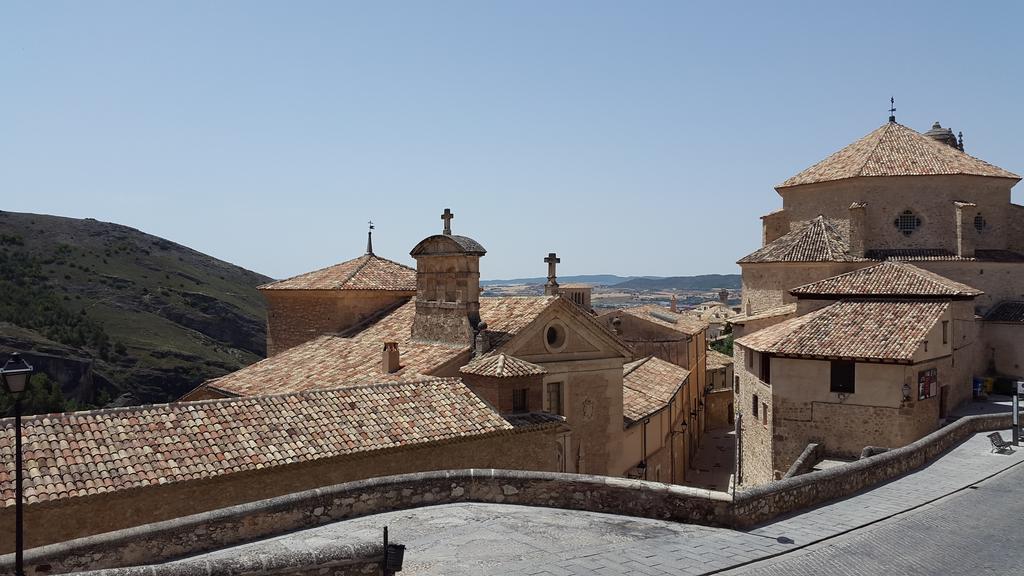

{"left": 732, "top": 117, "right": 1024, "bottom": 485}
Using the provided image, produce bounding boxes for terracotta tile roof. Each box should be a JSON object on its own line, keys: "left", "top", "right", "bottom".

{"left": 622, "top": 356, "right": 690, "bottom": 425}
{"left": 791, "top": 261, "right": 982, "bottom": 298}
{"left": 730, "top": 303, "right": 798, "bottom": 324}
{"left": 779, "top": 122, "right": 1020, "bottom": 188}
{"left": 460, "top": 354, "right": 547, "bottom": 378}
{"left": 615, "top": 305, "right": 707, "bottom": 335}
{"left": 260, "top": 253, "right": 416, "bottom": 291}
{"left": 985, "top": 301, "right": 1024, "bottom": 323}
{"left": 706, "top": 348, "right": 734, "bottom": 370}
{"left": 0, "top": 378, "right": 512, "bottom": 508}
{"left": 204, "top": 297, "right": 558, "bottom": 396}
{"left": 738, "top": 216, "right": 861, "bottom": 263}
{"left": 504, "top": 412, "right": 566, "bottom": 429}
{"left": 866, "top": 249, "right": 1024, "bottom": 263}
{"left": 735, "top": 300, "right": 948, "bottom": 362}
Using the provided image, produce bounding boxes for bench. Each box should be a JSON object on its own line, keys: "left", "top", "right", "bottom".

{"left": 988, "top": 432, "right": 1014, "bottom": 453}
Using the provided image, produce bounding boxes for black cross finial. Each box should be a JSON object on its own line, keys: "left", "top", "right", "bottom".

{"left": 366, "top": 220, "right": 375, "bottom": 254}
{"left": 441, "top": 208, "right": 454, "bottom": 235}
{"left": 888, "top": 97, "right": 896, "bottom": 123}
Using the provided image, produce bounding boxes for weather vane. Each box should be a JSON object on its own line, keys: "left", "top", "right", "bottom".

{"left": 888, "top": 97, "right": 896, "bottom": 123}
{"left": 366, "top": 220, "right": 375, "bottom": 254}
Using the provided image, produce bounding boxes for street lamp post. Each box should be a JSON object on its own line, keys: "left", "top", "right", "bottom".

{"left": 2, "top": 353, "right": 34, "bottom": 576}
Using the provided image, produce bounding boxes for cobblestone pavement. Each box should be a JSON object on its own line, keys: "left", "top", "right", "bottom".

{"left": 185, "top": 430, "right": 1024, "bottom": 575}
{"left": 722, "top": 462, "right": 1024, "bottom": 576}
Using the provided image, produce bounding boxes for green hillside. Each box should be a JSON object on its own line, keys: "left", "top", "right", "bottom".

{"left": 0, "top": 211, "right": 270, "bottom": 414}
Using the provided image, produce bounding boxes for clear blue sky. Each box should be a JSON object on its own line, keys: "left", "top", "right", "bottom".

{"left": 3, "top": 1, "right": 1023, "bottom": 280}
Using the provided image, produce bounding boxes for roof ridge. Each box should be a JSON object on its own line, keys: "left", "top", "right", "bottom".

{"left": 623, "top": 356, "right": 652, "bottom": 378}
{"left": 858, "top": 121, "right": 894, "bottom": 179}
{"left": 339, "top": 253, "right": 375, "bottom": 287}
{"left": 5, "top": 377, "right": 464, "bottom": 423}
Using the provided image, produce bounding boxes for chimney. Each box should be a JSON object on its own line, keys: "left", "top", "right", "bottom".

{"left": 409, "top": 208, "right": 486, "bottom": 346}
{"left": 955, "top": 202, "right": 976, "bottom": 258}
{"left": 848, "top": 202, "right": 867, "bottom": 258}
{"left": 670, "top": 295, "right": 678, "bottom": 313}
{"left": 475, "top": 322, "right": 490, "bottom": 356}
{"left": 382, "top": 342, "right": 400, "bottom": 373}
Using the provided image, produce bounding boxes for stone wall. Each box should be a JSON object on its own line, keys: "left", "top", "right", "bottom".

{"left": 705, "top": 388, "right": 733, "bottom": 431}
{"left": 734, "top": 345, "right": 774, "bottom": 486}
{"left": 915, "top": 261, "right": 1024, "bottom": 313}
{"left": 732, "top": 413, "right": 1012, "bottom": 527}
{"left": 984, "top": 322, "right": 1024, "bottom": 378}
{"left": 778, "top": 175, "right": 1014, "bottom": 254}
{"left": 263, "top": 291, "right": 412, "bottom": 356}
{"left": 1, "top": 469, "right": 732, "bottom": 575}
{"left": 0, "top": 426, "right": 559, "bottom": 553}
{"left": 740, "top": 262, "right": 865, "bottom": 317}
{"left": 1, "top": 414, "right": 1012, "bottom": 575}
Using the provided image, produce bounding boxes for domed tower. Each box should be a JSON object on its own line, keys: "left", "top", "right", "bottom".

{"left": 409, "top": 208, "right": 487, "bottom": 346}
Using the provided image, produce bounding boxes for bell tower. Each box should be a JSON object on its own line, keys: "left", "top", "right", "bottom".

{"left": 409, "top": 208, "right": 487, "bottom": 346}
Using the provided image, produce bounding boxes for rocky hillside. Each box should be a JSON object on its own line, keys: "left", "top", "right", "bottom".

{"left": 0, "top": 211, "right": 270, "bottom": 414}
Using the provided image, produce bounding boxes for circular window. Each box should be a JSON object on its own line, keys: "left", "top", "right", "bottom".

{"left": 544, "top": 321, "right": 567, "bottom": 352}
{"left": 893, "top": 210, "right": 921, "bottom": 236}
{"left": 974, "top": 213, "right": 987, "bottom": 233}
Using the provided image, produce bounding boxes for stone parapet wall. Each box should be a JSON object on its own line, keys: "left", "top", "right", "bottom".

{"left": 76, "top": 542, "right": 383, "bottom": 576}
{"left": 732, "top": 413, "right": 1011, "bottom": 527}
{"left": 2, "top": 413, "right": 1012, "bottom": 575}
{"left": 1, "top": 469, "right": 731, "bottom": 575}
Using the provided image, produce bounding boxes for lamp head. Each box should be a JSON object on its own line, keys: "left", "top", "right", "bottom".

{"left": 1, "top": 353, "right": 34, "bottom": 396}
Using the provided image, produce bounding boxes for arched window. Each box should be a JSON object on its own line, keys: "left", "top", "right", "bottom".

{"left": 893, "top": 210, "right": 921, "bottom": 236}
{"left": 974, "top": 213, "right": 987, "bottom": 233}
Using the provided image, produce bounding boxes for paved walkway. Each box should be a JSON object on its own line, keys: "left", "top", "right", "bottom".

{"left": 687, "top": 427, "right": 734, "bottom": 492}
{"left": 723, "top": 460, "right": 1024, "bottom": 575}
{"left": 181, "top": 429, "right": 1024, "bottom": 575}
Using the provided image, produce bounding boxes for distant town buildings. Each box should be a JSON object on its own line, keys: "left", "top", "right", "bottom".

{"left": 732, "top": 117, "right": 1024, "bottom": 485}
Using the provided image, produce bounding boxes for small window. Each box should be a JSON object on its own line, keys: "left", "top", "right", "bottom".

{"left": 734, "top": 375, "right": 740, "bottom": 392}
{"left": 942, "top": 321, "right": 949, "bottom": 345}
{"left": 974, "top": 213, "right": 986, "bottom": 233}
{"left": 513, "top": 388, "right": 528, "bottom": 413}
{"left": 543, "top": 321, "right": 567, "bottom": 352}
{"left": 761, "top": 402, "right": 768, "bottom": 425}
{"left": 761, "top": 353, "right": 771, "bottom": 385}
{"left": 545, "top": 382, "right": 563, "bottom": 415}
{"left": 830, "top": 360, "right": 856, "bottom": 394}
{"left": 893, "top": 210, "right": 921, "bottom": 236}
{"left": 747, "top": 349, "right": 754, "bottom": 369}
{"left": 752, "top": 394, "right": 759, "bottom": 417}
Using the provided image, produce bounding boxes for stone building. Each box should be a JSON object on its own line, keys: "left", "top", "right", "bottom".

{"left": 732, "top": 116, "right": 1024, "bottom": 485}
{"left": 704, "top": 348, "right": 734, "bottom": 430}
{"left": 259, "top": 234, "right": 416, "bottom": 356}
{"left": 595, "top": 305, "right": 710, "bottom": 474}
{"left": 0, "top": 377, "right": 563, "bottom": 550}
{"left": 186, "top": 211, "right": 635, "bottom": 477}
{"left": 620, "top": 355, "right": 692, "bottom": 483}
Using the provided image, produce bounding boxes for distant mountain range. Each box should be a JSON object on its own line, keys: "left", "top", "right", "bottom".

{"left": 482, "top": 274, "right": 740, "bottom": 291}
{"left": 481, "top": 274, "right": 650, "bottom": 286}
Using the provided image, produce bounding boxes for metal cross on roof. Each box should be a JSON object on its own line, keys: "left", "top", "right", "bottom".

{"left": 888, "top": 96, "right": 896, "bottom": 123}
{"left": 441, "top": 208, "right": 454, "bottom": 235}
